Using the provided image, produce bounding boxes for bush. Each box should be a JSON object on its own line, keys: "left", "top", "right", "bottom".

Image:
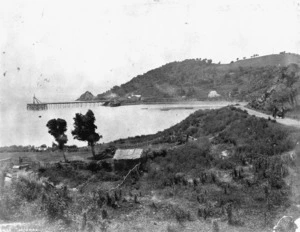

{"left": 41, "top": 188, "right": 70, "bottom": 221}
{"left": 0, "top": 187, "right": 21, "bottom": 220}
{"left": 94, "top": 170, "right": 121, "bottom": 181}
{"left": 146, "top": 138, "right": 211, "bottom": 183}
{"left": 170, "top": 206, "right": 192, "bottom": 223}
{"left": 269, "top": 175, "right": 285, "bottom": 189}
{"left": 215, "top": 159, "right": 235, "bottom": 170}
{"left": 86, "top": 162, "right": 101, "bottom": 173}
{"left": 13, "top": 171, "right": 44, "bottom": 202}
{"left": 0, "top": 171, "right": 46, "bottom": 221}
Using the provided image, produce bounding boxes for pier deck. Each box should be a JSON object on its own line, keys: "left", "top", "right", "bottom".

{"left": 27, "top": 100, "right": 106, "bottom": 111}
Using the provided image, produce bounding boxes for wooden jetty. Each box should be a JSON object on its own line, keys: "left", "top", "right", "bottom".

{"left": 27, "top": 96, "right": 105, "bottom": 111}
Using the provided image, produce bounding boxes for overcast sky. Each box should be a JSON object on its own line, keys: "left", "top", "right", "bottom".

{"left": 0, "top": 0, "right": 300, "bottom": 105}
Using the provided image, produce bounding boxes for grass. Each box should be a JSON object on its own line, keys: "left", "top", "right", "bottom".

{"left": 0, "top": 151, "right": 296, "bottom": 231}
{"left": 0, "top": 150, "right": 93, "bottom": 163}
{"left": 286, "top": 106, "right": 300, "bottom": 120}
{"left": 1, "top": 106, "right": 300, "bottom": 231}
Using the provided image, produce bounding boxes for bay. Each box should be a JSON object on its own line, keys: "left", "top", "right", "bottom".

{"left": 0, "top": 101, "right": 236, "bottom": 147}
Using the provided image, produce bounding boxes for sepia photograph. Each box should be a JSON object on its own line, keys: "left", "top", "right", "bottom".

{"left": 1, "top": 0, "right": 300, "bottom": 231}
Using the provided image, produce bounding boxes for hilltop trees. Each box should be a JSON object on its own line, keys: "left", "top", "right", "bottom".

{"left": 46, "top": 118, "right": 68, "bottom": 162}
{"left": 72, "top": 110, "right": 102, "bottom": 158}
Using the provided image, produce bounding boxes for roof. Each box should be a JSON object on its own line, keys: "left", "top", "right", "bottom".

{"left": 0, "top": 158, "right": 11, "bottom": 163}
{"left": 208, "top": 90, "right": 221, "bottom": 98}
{"left": 113, "top": 149, "right": 143, "bottom": 160}
{"left": 12, "top": 164, "right": 29, "bottom": 169}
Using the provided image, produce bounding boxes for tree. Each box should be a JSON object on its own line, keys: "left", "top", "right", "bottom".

{"left": 72, "top": 110, "right": 102, "bottom": 158}
{"left": 46, "top": 118, "right": 68, "bottom": 162}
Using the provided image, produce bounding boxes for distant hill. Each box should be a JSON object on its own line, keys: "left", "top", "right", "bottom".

{"left": 77, "top": 91, "right": 95, "bottom": 101}
{"left": 224, "top": 53, "right": 300, "bottom": 69}
{"left": 78, "top": 53, "right": 300, "bottom": 115}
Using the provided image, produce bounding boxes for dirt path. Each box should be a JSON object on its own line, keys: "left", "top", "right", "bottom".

{"left": 238, "top": 106, "right": 300, "bottom": 128}
{"left": 0, "top": 222, "right": 41, "bottom": 232}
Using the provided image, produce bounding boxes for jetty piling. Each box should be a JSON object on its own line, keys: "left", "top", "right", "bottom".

{"left": 26, "top": 96, "right": 105, "bottom": 111}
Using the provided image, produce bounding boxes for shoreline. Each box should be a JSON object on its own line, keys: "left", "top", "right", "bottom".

{"left": 119, "top": 99, "right": 246, "bottom": 106}
{"left": 1, "top": 101, "right": 243, "bottom": 149}
{"left": 115, "top": 100, "right": 248, "bottom": 108}
{"left": 2, "top": 103, "right": 300, "bottom": 152}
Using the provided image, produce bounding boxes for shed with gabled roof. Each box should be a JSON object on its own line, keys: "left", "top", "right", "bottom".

{"left": 113, "top": 149, "right": 144, "bottom": 170}
{"left": 113, "top": 149, "right": 143, "bottom": 160}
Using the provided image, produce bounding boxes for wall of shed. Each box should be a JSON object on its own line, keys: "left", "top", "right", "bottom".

{"left": 114, "top": 159, "right": 140, "bottom": 171}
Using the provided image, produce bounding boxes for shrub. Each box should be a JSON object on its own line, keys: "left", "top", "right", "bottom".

{"left": 86, "top": 162, "right": 101, "bottom": 173}
{"left": 0, "top": 187, "right": 21, "bottom": 220}
{"left": 269, "top": 175, "right": 285, "bottom": 189}
{"left": 94, "top": 170, "right": 121, "bottom": 181}
{"left": 215, "top": 159, "right": 236, "bottom": 170}
{"left": 41, "top": 189, "right": 70, "bottom": 221}
{"left": 13, "top": 171, "right": 44, "bottom": 202}
{"left": 170, "top": 206, "right": 192, "bottom": 223}
{"left": 0, "top": 172, "right": 46, "bottom": 221}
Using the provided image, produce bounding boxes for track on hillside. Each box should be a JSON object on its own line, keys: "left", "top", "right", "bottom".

{"left": 238, "top": 106, "right": 300, "bottom": 128}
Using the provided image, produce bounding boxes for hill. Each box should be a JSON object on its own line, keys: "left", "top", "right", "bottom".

{"left": 80, "top": 53, "right": 299, "bottom": 104}
{"left": 76, "top": 91, "right": 95, "bottom": 101}
{"left": 77, "top": 52, "right": 300, "bottom": 118}
{"left": 109, "top": 106, "right": 300, "bottom": 229}
{"left": 248, "top": 63, "right": 300, "bottom": 116}
{"left": 2, "top": 106, "right": 300, "bottom": 231}
{"left": 112, "top": 106, "right": 296, "bottom": 151}
{"left": 224, "top": 52, "right": 300, "bottom": 69}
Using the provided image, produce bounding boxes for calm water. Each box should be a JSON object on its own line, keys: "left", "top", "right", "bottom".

{"left": 0, "top": 102, "right": 234, "bottom": 147}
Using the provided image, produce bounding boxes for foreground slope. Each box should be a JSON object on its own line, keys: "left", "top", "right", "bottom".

{"left": 2, "top": 107, "right": 300, "bottom": 231}
{"left": 111, "top": 106, "right": 300, "bottom": 229}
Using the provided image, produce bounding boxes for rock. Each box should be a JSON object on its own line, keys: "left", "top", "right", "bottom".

{"left": 77, "top": 91, "right": 94, "bottom": 101}
{"left": 174, "top": 172, "right": 185, "bottom": 184}
{"left": 187, "top": 178, "right": 194, "bottom": 187}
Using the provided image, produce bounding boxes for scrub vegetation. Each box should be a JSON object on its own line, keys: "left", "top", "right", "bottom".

{"left": 1, "top": 106, "right": 300, "bottom": 231}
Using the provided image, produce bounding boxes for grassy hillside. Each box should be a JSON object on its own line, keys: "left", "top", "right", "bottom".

{"left": 225, "top": 53, "right": 300, "bottom": 69}
{"left": 112, "top": 106, "right": 296, "bottom": 153}
{"left": 2, "top": 107, "right": 300, "bottom": 231}
{"left": 112, "top": 106, "right": 300, "bottom": 229}
{"left": 88, "top": 53, "right": 300, "bottom": 105}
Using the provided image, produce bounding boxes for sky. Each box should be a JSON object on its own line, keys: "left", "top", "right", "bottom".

{"left": 0, "top": 0, "right": 300, "bottom": 106}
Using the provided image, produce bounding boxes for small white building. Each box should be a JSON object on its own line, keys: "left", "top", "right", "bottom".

{"left": 208, "top": 90, "right": 221, "bottom": 98}
{"left": 127, "top": 94, "right": 142, "bottom": 100}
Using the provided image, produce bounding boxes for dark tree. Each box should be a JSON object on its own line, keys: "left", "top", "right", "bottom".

{"left": 72, "top": 110, "right": 102, "bottom": 158}
{"left": 46, "top": 118, "right": 68, "bottom": 162}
